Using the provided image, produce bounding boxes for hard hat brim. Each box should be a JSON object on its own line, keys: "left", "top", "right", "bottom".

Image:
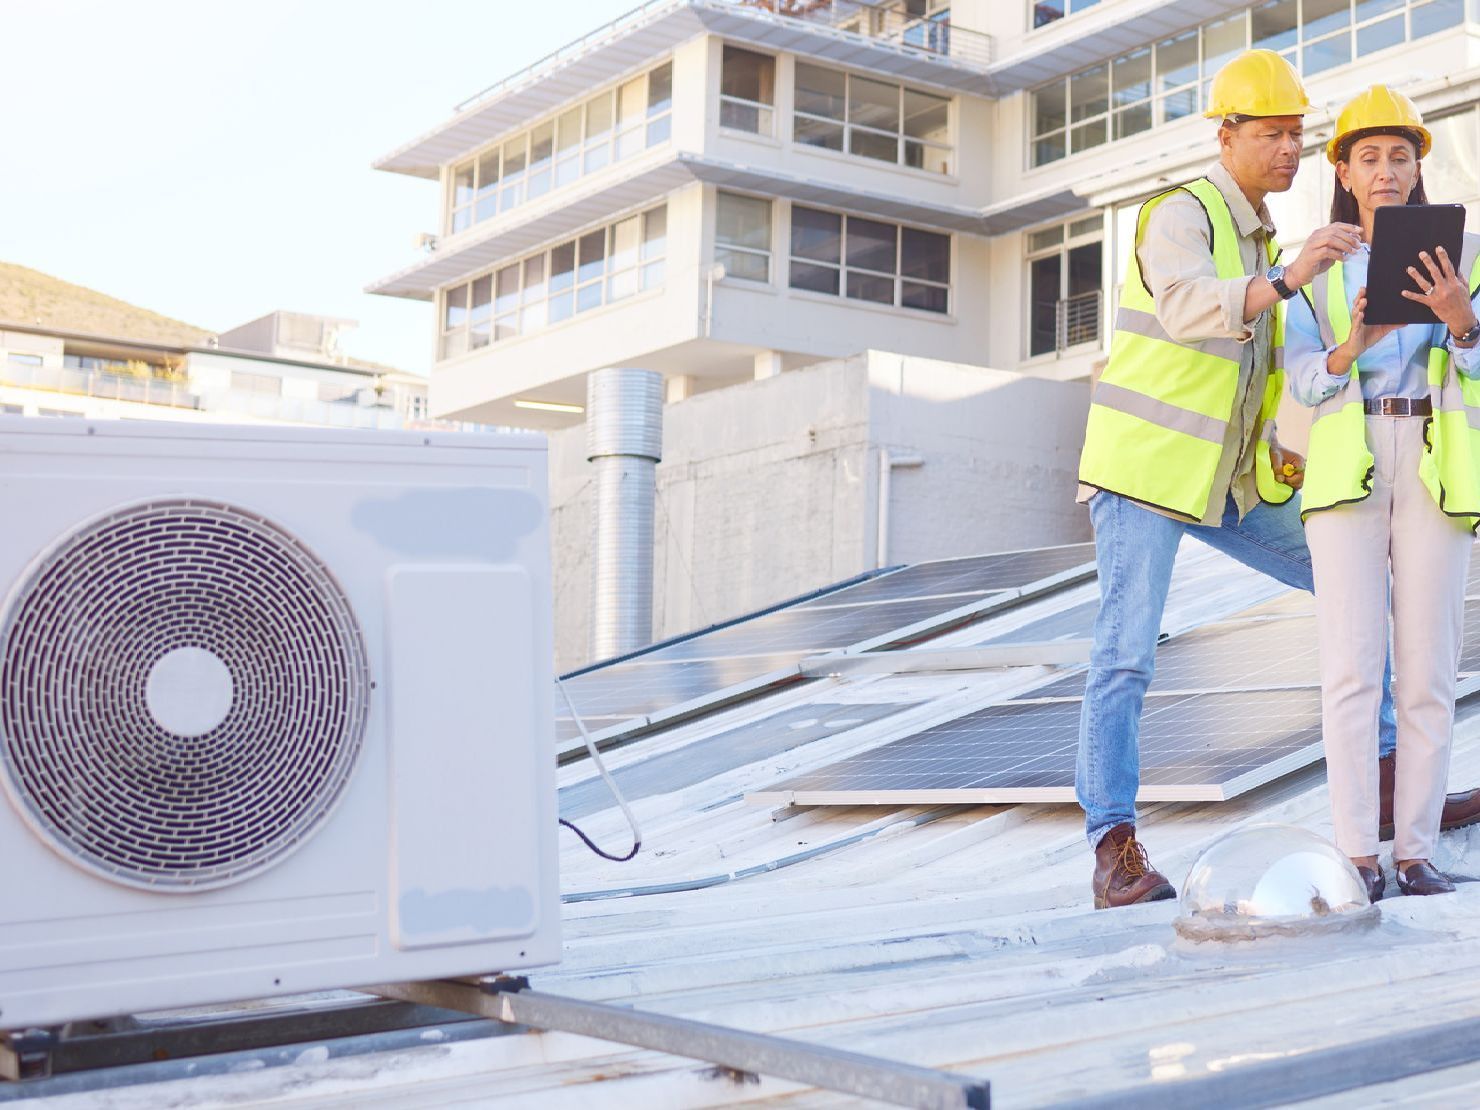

{"left": 1325, "top": 125, "right": 1433, "bottom": 164}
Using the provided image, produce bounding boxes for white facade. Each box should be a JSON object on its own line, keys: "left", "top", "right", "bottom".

{"left": 371, "top": 0, "right": 1480, "bottom": 431}
{"left": 0, "top": 321, "right": 441, "bottom": 430}
{"left": 546, "top": 350, "right": 1090, "bottom": 671}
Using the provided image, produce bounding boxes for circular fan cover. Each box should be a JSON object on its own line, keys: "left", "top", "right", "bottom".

{"left": 0, "top": 499, "right": 371, "bottom": 890}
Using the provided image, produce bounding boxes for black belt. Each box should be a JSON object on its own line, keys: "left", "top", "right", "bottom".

{"left": 1364, "top": 397, "right": 1432, "bottom": 416}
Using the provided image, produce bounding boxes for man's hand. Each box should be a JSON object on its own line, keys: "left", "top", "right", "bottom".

{"left": 1402, "top": 246, "right": 1479, "bottom": 342}
{"left": 1271, "top": 442, "right": 1305, "bottom": 490}
{"left": 1285, "top": 223, "right": 1363, "bottom": 289}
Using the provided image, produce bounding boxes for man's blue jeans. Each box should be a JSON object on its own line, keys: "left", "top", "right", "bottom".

{"left": 1076, "top": 489, "right": 1398, "bottom": 846}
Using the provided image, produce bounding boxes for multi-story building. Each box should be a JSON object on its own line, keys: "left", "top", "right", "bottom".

{"left": 371, "top": 0, "right": 1480, "bottom": 431}
{"left": 0, "top": 310, "right": 440, "bottom": 429}
{"left": 371, "top": 0, "right": 1480, "bottom": 665}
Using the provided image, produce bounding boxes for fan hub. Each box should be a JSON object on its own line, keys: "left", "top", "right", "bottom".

{"left": 145, "top": 647, "right": 235, "bottom": 738}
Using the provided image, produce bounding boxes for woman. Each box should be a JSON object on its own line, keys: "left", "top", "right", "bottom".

{"left": 1286, "top": 85, "right": 1480, "bottom": 900}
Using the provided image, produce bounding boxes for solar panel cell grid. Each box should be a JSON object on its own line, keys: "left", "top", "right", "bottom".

{"left": 765, "top": 689, "right": 1323, "bottom": 800}
{"left": 797, "top": 544, "right": 1095, "bottom": 609}
{"left": 559, "top": 702, "right": 917, "bottom": 819}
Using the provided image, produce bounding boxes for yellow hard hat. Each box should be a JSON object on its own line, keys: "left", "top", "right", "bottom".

{"left": 1203, "top": 49, "right": 1312, "bottom": 120}
{"left": 1326, "top": 84, "right": 1432, "bottom": 164}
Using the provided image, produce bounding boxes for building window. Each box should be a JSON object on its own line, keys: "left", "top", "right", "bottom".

{"left": 7, "top": 353, "right": 42, "bottom": 366}
{"left": 715, "top": 192, "right": 772, "bottom": 282}
{"left": 720, "top": 46, "right": 776, "bottom": 135}
{"left": 438, "top": 205, "right": 667, "bottom": 359}
{"left": 788, "top": 206, "right": 950, "bottom": 313}
{"left": 1030, "top": 0, "right": 1464, "bottom": 167}
{"left": 794, "top": 63, "right": 952, "bottom": 174}
{"left": 0, "top": 404, "right": 22, "bottom": 415}
{"left": 1033, "top": 0, "right": 1100, "bottom": 29}
{"left": 447, "top": 61, "right": 673, "bottom": 234}
{"left": 1026, "top": 215, "right": 1103, "bottom": 358}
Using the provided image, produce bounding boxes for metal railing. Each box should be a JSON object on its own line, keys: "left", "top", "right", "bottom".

{"left": 736, "top": 1, "right": 992, "bottom": 68}
{"left": 2, "top": 362, "right": 203, "bottom": 409}
{"left": 1055, "top": 289, "right": 1102, "bottom": 353}
{"left": 1, "top": 362, "right": 411, "bottom": 430}
{"left": 454, "top": 0, "right": 991, "bottom": 114}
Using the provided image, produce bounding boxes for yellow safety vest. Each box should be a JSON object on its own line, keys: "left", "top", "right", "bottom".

{"left": 1079, "top": 177, "right": 1291, "bottom": 522}
{"left": 1299, "top": 235, "right": 1480, "bottom": 528}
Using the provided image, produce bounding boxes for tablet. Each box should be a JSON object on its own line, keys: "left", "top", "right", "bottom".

{"left": 1364, "top": 203, "right": 1466, "bottom": 325}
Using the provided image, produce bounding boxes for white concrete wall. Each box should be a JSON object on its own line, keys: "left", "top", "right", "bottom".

{"left": 548, "top": 349, "right": 1091, "bottom": 671}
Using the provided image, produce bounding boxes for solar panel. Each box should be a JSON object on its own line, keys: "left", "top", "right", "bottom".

{"left": 750, "top": 688, "right": 1324, "bottom": 805}
{"left": 559, "top": 702, "right": 918, "bottom": 819}
{"left": 555, "top": 543, "right": 1097, "bottom": 753}
{"left": 1015, "top": 613, "right": 1323, "bottom": 701}
{"left": 977, "top": 599, "right": 1099, "bottom": 646}
{"left": 796, "top": 543, "right": 1095, "bottom": 609}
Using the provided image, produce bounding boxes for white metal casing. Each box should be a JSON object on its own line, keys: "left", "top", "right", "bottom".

{"left": 0, "top": 417, "right": 560, "bottom": 1028}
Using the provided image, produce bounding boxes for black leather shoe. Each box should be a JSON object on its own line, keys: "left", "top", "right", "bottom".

{"left": 1396, "top": 861, "right": 1455, "bottom": 896}
{"left": 1356, "top": 865, "right": 1385, "bottom": 903}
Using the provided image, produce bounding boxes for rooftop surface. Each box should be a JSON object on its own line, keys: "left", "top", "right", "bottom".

{"left": 21, "top": 542, "right": 1480, "bottom": 1108}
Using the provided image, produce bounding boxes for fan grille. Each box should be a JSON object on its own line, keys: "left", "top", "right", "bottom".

{"left": 0, "top": 499, "right": 371, "bottom": 890}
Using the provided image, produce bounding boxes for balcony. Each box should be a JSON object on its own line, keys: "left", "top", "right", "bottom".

{"left": 1055, "top": 289, "right": 1101, "bottom": 354}
{"left": 375, "top": 0, "right": 995, "bottom": 179}
{"left": 730, "top": 1, "right": 992, "bottom": 70}
{"left": 3, "top": 361, "right": 203, "bottom": 410}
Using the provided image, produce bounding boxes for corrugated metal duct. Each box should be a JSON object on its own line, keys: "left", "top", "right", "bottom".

{"left": 587, "top": 367, "right": 663, "bottom": 662}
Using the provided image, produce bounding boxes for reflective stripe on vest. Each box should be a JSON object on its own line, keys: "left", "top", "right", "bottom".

{"left": 1300, "top": 236, "right": 1480, "bottom": 525}
{"left": 1079, "top": 176, "right": 1290, "bottom": 521}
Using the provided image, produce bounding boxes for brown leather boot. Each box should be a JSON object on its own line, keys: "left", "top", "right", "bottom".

{"left": 1378, "top": 753, "right": 1480, "bottom": 841}
{"left": 1092, "top": 823, "right": 1176, "bottom": 910}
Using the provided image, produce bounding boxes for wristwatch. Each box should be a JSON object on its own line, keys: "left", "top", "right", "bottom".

{"left": 1265, "top": 264, "right": 1297, "bottom": 300}
{"left": 1453, "top": 320, "right": 1480, "bottom": 346}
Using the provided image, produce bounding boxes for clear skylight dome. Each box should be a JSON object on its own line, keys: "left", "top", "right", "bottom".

{"left": 1175, "top": 823, "right": 1380, "bottom": 942}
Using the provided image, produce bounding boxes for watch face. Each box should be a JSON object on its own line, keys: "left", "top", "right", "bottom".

{"left": 1266, "top": 265, "right": 1286, "bottom": 282}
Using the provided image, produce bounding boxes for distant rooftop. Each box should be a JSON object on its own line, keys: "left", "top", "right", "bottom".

{"left": 0, "top": 261, "right": 405, "bottom": 378}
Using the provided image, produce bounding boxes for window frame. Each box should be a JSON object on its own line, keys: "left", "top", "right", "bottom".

{"left": 1023, "top": 213, "right": 1105, "bottom": 360}
{"left": 792, "top": 62, "right": 954, "bottom": 176}
{"left": 437, "top": 205, "right": 668, "bottom": 361}
{"left": 719, "top": 45, "right": 778, "bottom": 137}
{"left": 444, "top": 60, "right": 674, "bottom": 235}
{"left": 786, "top": 203, "right": 952, "bottom": 316}
{"left": 715, "top": 190, "right": 775, "bottom": 284}
{"left": 1030, "top": 0, "right": 1102, "bottom": 31}
{"left": 1029, "top": 0, "right": 1466, "bottom": 169}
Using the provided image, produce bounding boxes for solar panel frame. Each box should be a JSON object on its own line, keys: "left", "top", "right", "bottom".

{"left": 556, "top": 547, "right": 1098, "bottom": 758}
{"left": 749, "top": 688, "right": 1329, "bottom": 806}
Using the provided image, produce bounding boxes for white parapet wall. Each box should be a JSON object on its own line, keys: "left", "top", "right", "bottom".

{"left": 548, "top": 349, "right": 1092, "bottom": 672}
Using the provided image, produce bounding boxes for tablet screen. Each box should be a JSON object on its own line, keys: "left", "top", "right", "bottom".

{"left": 1364, "top": 203, "right": 1465, "bottom": 325}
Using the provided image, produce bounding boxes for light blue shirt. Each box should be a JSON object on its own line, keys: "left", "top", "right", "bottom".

{"left": 1284, "top": 242, "right": 1480, "bottom": 407}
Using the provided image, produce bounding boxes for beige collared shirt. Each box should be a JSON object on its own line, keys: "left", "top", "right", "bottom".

{"left": 1080, "top": 160, "right": 1278, "bottom": 525}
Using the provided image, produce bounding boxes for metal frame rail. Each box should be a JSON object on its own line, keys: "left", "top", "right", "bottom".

{"left": 369, "top": 975, "right": 991, "bottom": 1109}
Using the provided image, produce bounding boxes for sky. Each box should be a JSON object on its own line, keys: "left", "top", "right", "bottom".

{"left": 1, "top": 0, "right": 635, "bottom": 375}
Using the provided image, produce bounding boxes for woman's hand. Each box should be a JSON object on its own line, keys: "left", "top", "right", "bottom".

{"left": 1330, "top": 287, "right": 1401, "bottom": 374}
{"left": 1403, "top": 246, "right": 1478, "bottom": 339}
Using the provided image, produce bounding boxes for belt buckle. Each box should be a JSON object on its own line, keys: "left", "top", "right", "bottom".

{"left": 1383, "top": 397, "right": 1407, "bottom": 416}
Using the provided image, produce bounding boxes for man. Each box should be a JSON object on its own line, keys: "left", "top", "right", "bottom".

{"left": 1075, "top": 48, "right": 1480, "bottom": 910}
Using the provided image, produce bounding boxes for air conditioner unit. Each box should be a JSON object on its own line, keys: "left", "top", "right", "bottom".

{"left": 0, "top": 418, "right": 560, "bottom": 1029}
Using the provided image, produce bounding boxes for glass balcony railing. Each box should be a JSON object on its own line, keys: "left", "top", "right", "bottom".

{"left": 3, "top": 362, "right": 203, "bottom": 409}
{"left": 2, "top": 361, "right": 414, "bottom": 430}
{"left": 455, "top": 0, "right": 991, "bottom": 114}
{"left": 736, "top": 1, "right": 991, "bottom": 69}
